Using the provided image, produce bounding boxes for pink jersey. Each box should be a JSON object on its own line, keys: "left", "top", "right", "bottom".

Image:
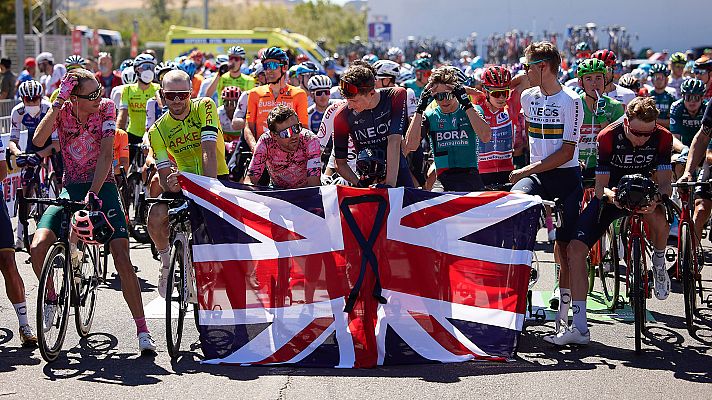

{"left": 53, "top": 98, "right": 116, "bottom": 185}
{"left": 247, "top": 129, "right": 321, "bottom": 189}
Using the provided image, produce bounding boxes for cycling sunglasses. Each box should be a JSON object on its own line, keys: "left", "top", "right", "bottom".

{"left": 23, "top": 95, "right": 42, "bottom": 103}
{"left": 229, "top": 56, "right": 243, "bottom": 61}
{"left": 313, "top": 89, "right": 330, "bottom": 97}
{"left": 273, "top": 123, "right": 301, "bottom": 139}
{"left": 487, "top": 88, "right": 511, "bottom": 99}
{"left": 683, "top": 94, "right": 703, "bottom": 102}
{"left": 433, "top": 92, "right": 454, "bottom": 101}
{"left": 74, "top": 85, "right": 103, "bottom": 101}
{"left": 339, "top": 79, "right": 373, "bottom": 98}
{"left": 523, "top": 58, "right": 551, "bottom": 72}
{"left": 693, "top": 68, "right": 708, "bottom": 75}
{"left": 626, "top": 124, "right": 656, "bottom": 137}
{"left": 262, "top": 61, "right": 284, "bottom": 71}
{"left": 162, "top": 90, "right": 191, "bottom": 102}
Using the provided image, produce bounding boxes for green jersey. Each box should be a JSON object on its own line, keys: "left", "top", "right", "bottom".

{"left": 403, "top": 79, "right": 425, "bottom": 99}
{"left": 422, "top": 105, "right": 480, "bottom": 172}
{"left": 120, "top": 82, "right": 160, "bottom": 138}
{"left": 216, "top": 72, "right": 255, "bottom": 106}
{"left": 578, "top": 94, "right": 624, "bottom": 169}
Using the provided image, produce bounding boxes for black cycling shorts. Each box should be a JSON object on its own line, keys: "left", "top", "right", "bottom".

{"left": 0, "top": 200, "right": 15, "bottom": 251}
{"left": 573, "top": 197, "right": 627, "bottom": 248}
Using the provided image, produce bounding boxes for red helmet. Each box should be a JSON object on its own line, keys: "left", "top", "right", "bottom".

{"left": 72, "top": 210, "right": 114, "bottom": 245}
{"left": 482, "top": 66, "right": 512, "bottom": 89}
{"left": 221, "top": 86, "right": 241, "bottom": 101}
{"left": 296, "top": 54, "right": 309, "bottom": 64}
{"left": 593, "top": 49, "right": 617, "bottom": 67}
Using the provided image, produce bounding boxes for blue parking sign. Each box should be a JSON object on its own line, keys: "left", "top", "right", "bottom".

{"left": 368, "top": 22, "right": 391, "bottom": 42}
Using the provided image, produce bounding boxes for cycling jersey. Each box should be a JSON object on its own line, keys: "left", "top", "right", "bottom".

{"left": 216, "top": 73, "right": 255, "bottom": 107}
{"left": 145, "top": 97, "right": 165, "bottom": 131}
{"left": 40, "top": 64, "right": 66, "bottom": 96}
{"left": 668, "top": 76, "right": 687, "bottom": 96}
{"left": 670, "top": 99, "right": 708, "bottom": 146}
{"left": 246, "top": 129, "right": 321, "bottom": 189}
{"left": 649, "top": 88, "right": 677, "bottom": 119}
{"left": 402, "top": 79, "right": 426, "bottom": 99}
{"left": 596, "top": 120, "right": 673, "bottom": 186}
{"left": 148, "top": 97, "right": 229, "bottom": 176}
{"left": 120, "top": 82, "right": 160, "bottom": 137}
{"left": 218, "top": 105, "right": 240, "bottom": 142}
{"left": 53, "top": 98, "right": 117, "bottom": 185}
{"left": 307, "top": 100, "right": 340, "bottom": 134}
{"left": 421, "top": 105, "right": 480, "bottom": 174}
{"left": 474, "top": 103, "right": 514, "bottom": 174}
{"left": 10, "top": 100, "right": 54, "bottom": 152}
{"left": 606, "top": 84, "right": 636, "bottom": 106}
{"left": 405, "top": 87, "right": 417, "bottom": 117}
{"left": 232, "top": 91, "right": 250, "bottom": 120}
{"left": 191, "top": 74, "right": 204, "bottom": 98}
{"left": 578, "top": 94, "right": 624, "bottom": 169}
{"left": 317, "top": 101, "right": 356, "bottom": 170}
{"left": 521, "top": 85, "right": 583, "bottom": 169}
{"left": 113, "top": 128, "right": 129, "bottom": 168}
{"left": 246, "top": 84, "right": 309, "bottom": 137}
{"left": 702, "top": 98, "right": 712, "bottom": 128}
{"left": 110, "top": 84, "right": 126, "bottom": 110}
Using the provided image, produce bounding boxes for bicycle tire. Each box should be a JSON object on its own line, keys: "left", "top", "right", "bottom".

{"left": 127, "top": 173, "right": 151, "bottom": 243}
{"left": 74, "top": 244, "right": 100, "bottom": 337}
{"left": 166, "top": 240, "right": 187, "bottom": 358}
{"left": 36, "top": 243, "right": 71, "bottom": 362}
{"left": 680, "top": 224, "right": 697, "bottom": 333}
{"left": 632, "top": 237, "right": 645, "bottom": 354}
{"left": 599, "top": 224, "right": 621, "bottom": 311}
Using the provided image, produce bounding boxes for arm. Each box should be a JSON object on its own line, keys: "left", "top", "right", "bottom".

{"left": 404, "top": 112, "right": 425, "bottom": 153}
{"left": 466, "top": 107, "right": 491, "bottom": 143}
{"left": 199, "top": 98, "right": 220, "bottom": 178}
{"left": 384, "top": 135, "right": 401, "bottom": 187}
{"left": 117, "top": 108, "right": 128, "bottom": 131}
{"left": 243, "top": 92, "right": 258, "bottom": 151}
{"left": 295, "top": 91, "right": 309, "bottom": 127}
{"left": 682, "top": 125, "right": 712, "bottom": 178}
{"left": 245, "top": 136, "right": 267, "bottom": 185}
{"left": 33, "top": 107, "right": 60, "bottom": 148}
{"left": 89, "top": 136, "right": 114, "bottom": 194}
{"left": 231, "top": 91, "right": 249, "bottom": 131}
{"left": 335, "top": 158, "right": 359, "bottom": 186}
{"left": 305, "top": 136, "right": 322, "bottom": 187}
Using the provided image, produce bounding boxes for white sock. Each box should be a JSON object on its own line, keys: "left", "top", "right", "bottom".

{"left": 558, "top": 288, "right": 571, "bottom": 325}
{"left": 15, "top": 223, "right": 23, "bottom": 242}
{"left": 572, "top": 300, "right": 588, "bottom": 334}
{"left": 158, "top": 248, "right": 171, "bottom": 268}
{"left": 653, "top": 248, "right": 665, "bottom": 271}
{"left": 13, "top": 302, "right": 28, "bottom": 326}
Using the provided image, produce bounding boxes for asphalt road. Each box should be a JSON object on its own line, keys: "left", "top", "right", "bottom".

{"left": 0, "top": 226, "right": 711, "bottom": 399}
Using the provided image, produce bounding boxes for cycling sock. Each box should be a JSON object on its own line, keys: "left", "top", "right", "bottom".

{"left": 572, "top": 300, "right": 588, "bottom": 334}
{"left": 558, "top": 288, "right": 571, "bottom": 324}
{"left": 158, "top": 247, "right": 171, "bottom": 268}
{"left": 134, "top": 317, "right": 149, "bottom": 335}
{"left": 545, "top": 215, "right": 554, "bottom": 232}
{"left": 652, "top": 248, "right": 665, "bottom": 270}
{"left": 13, "top": 302, "right": 28, "bottom": 326}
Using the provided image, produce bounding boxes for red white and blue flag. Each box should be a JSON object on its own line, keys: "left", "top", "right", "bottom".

{"left": 179, "top": 173, "right": 542, "bottom": 368}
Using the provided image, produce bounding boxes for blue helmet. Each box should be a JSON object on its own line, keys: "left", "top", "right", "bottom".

{"left": 119, "top": 59, "right": 134, "bottom": 72}
{"left": 178, "top": 59, "right": 197, "bottom": 79}
{"left": 262, "top": 46, "right": 289, "bottom": 64}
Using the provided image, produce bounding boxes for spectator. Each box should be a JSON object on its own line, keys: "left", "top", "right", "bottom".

{"left": 0, "top": 58, "right": 16, "bottom": 100}
{"left": 95, "top": 52, "right": 121, "bottom": 98}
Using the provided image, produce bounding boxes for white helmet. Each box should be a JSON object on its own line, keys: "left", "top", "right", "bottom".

{"left": 134, "top": 53, "right": 157, "bottom": 68}
{"left": 227, "top": 46, "right": 246, "bottom": 57}
{"left": 216, "top": 54, "right": 229, "bottom": 66}
{"left": 36, "top": 52, "right": 54, "bottom": 64}
{"left": 121, "top": 67, "right": 137, "bottom": 85}
{"left": 396, "top": 68, "right": 415, "bottom": 85}
{"left": 387, "top": 47, "right": 403, "bottom": 60}
{"left": 18, "top": 80, "right": 44, "bottom": 98}
{"left": 307, "top": 74, "right": 332, "bottom": 91}
{"left": 373, "top": 60, "right": 401, "bottom": 79}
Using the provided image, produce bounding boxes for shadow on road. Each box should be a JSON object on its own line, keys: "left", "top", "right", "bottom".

{"left": 0, "top": 328, "right": 42, "bottom": 373}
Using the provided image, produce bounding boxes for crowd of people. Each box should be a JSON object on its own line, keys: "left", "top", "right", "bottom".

{"left": 2, "top": 36, "right": 712, "bottom": 355}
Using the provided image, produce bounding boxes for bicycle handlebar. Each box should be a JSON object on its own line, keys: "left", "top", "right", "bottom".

{"left": 671, "top": 181, "right": 711, "bottom": 188}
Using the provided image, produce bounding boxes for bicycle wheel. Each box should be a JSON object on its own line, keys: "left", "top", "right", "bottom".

{"left": 127, "top": 173, "right": 151, "bottom": 243}
{"left": 74, "top": 244, "right": 101, "bottom": 337}
{"left": 631, "top": 237, "right": 645, "bottom": 354}
{"left": 586, "top": 255, "right": 596, "bottom": 294}
{"left": 679, "top": 223, "right": 697, "bottom": 333}
{"left": 36, "top": 243, "right": 71, "bottom": 362}
{"left": 166, "top": 240, "right": 187, "bottom": 358}
{"left": 599, "top": 223, "right": 621, "bottom": 311}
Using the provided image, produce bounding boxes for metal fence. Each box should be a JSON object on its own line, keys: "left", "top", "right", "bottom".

{"left": 0, "top": 99, "right": 17, "bottom": 134}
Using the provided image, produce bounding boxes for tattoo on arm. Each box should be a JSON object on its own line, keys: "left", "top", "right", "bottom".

{"left": 702, "top": 125, "right": 712, "bottom": 137}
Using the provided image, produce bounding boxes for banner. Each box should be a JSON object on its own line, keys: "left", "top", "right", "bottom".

{"left": 179, "top": 173, "right": 542, "bottom": 368}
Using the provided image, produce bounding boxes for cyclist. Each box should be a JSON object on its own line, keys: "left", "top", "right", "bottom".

{"left": 295, "top": 62, "right": 320, "bottom": 106}
{"left": 118, "top": 53, "right": 160, "bottom": 162}
{"left": 96, "top": 52, "right": 121, "bottom": 98}
{"left": 146, "top": 70, "right": 229, "bottom": 298}
{"left": 402, "top": 57, "right": 432, "bottom": 99}
{"left": 245, "top": 104, "right": 321, "bottom": 188}
{"left": 373, "top": 60, "right": 417, "bottom": 117}
{"left": 510, "top": 42, "right": 583, "bottom": 331}
{"left": 692, "top": 56, "right": 712, "bottom": 100}
{"left": 31, "top": 68, "right": 156, "bottom": 353}
{"left": 668, "top": 52, "right": 689, "bottom": 94}
{"left": 242, "top": 47, "right": 309, "bottom": 153}
{"left": 593, "top": 49, "right": 636, "bottom": 106}
{"left": 554, "top": 97, "right": 673, "bottom": 346}
{"left": 404, "top": 67, "right": 491, "bottom": 191}
{"left": 670, "top": 79, "right": 707, "bottom": 178}
{"left": 648, "top": 63, "right": 677, "bottom": 128}
{"left": 306, "top": 74, "right": 340, "bottom": 135}
{"left": 331, "top": 63, "right": 412, "bottom": 187}
{"left": 0, "top": 136, "right": 38, "bottom": 347}
{"left": 206, "top": 46, "right": 255, "bottom": 106}
{"left": 323, "top": 57, "right": 340, "bottom": 86}
{"left": 36, "top": 52, "right": 66, "bottom": 96}
{"left": 576, "top": 58, "right": 625, "bottom": 181}
{"left": 219, "top": 86, "right": 243, "bottom": 143}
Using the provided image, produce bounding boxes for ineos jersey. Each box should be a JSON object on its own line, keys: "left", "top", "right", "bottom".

{"left": 596, "top": 120, "right": 673, "bottom": 186}
{"left": 332, "top": 87, "right": 407, "bottom": 159}
{"left": 521, "top": 86, "right": 583, "bottom": 169}
{"left": 10, "top": 100, "right": 54, "bottom": 152}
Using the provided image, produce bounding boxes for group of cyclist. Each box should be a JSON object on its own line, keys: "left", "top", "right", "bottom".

{"left": 3, "top": 38, "right": 712, "bottom": 355}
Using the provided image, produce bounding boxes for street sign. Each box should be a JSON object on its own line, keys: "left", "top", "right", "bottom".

{"left": 368, "top": 22, "right": 391, "bottom": 42}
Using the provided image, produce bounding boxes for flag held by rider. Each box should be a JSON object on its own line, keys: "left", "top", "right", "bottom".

{"left": 178, "top": 173, "right": 542, "bottom": 368}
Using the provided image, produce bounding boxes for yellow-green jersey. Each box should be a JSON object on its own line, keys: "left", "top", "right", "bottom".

{"left": 148, "top": 97, "right": 229, "bottom": 176}
{"left": 216, "top": 73, "right": 255, "bottom": 106}
{"left": 121, "top": 82, "right": 160, "bottom": 138}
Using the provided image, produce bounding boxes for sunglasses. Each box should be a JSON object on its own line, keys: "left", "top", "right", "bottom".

{"left": 433, "top": 92, "right": 454, "bottom": 101}
{"left": 693, "top": 69, "right": 709, "bottom": 75}
{"left": 263, "top": 61, "right": 284, "bottom": 71}
{"left": 23, "top": 95, "right": 42, "bottom": 103}
{"left": 339, "top": 79, "right": 373, "bottom": 98}
{"left": 229, "top": 56, "right": 243, "bottom": 61}
{"left": 313, "top": 89, "right": 330, "bottom": 97}
{"left": 162, "top": 90, "right": 191, "bottom": 102}
{"left": 74, "top": 85, "right": 103, "bottom": 101}
{"left": 223, "top": 99, "right": 239, "bottom": 107}
{"left": 523, "top": 58, "right": 551, "bottom": 72}
{"left": 487, "top": 88, "right": 511, "bottom": 99}
{"left": 135, "top": 63, "right": 154, "bottom": 72}
{"left": 683, "top": 94, "right": 703, "bottom": 102}
{"left": 626, "top": 121, "right": 656, "bottom": 137}
{"left": 273, "top": 123, "right": 301, "bottom": 139}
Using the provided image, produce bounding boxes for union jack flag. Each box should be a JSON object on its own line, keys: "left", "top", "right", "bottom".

{"left": 179, "top": 173, "right": 542, "bottom": 368}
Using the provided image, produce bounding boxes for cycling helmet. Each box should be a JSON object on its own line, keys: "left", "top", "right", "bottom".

{"left": 576, "top": 58, "right": 608, "bottom": 78}
{"left": 227, "top": 46, "right": 246, "bottom": 58}
{"left": 615, "top": 174, "right": 658, "bottom": 211}
{"left": 680, "top": 78, "right": 706, "bottom": 95}
{"left": 134, "top": 53, "right": 157, "bottom": 68}
{"left": 296, "top": 54, "right": 310, "bottom": 64}
{"left": 119, "top": 58, "right": 134, "bottom": 72}
{"left": 178, "top": 59, "right": 197, "bottom": 79}
{"left": 288, "top": 65, "right": 300, "bottom": 79}
{"left": 362, "top": 54, "right": 379, "bottom": 65}
{"left": 649, "top": 63, "right": 669, "bottom": 76}
{"left": 261, "top": 46, "right": 289, "bottom": 63}
{"left": 694, "top": 56, "right": 712, "bottom": 71}
{"left": 250, "top": 60, "right": 264, "bottom": 76}
{"left": 155, "top": 61, "right": 178, "bottom": 79}
{"left": 121, "top": 67, "right": 137, "bottom": 85}
{"left": 216, "top": 54, "right": 229, "bottom": 66}
{"left": 322, "top": 57, "right": 336, "bottom": 70}
{"left": 356, "top": 148, "right": 387, "bottom": 181}
{"left": 592, "top": 49, "right": 617, "bottom": 67}
{"left": 36, "top": 52, "right": 54, "bottom": 64}
{"left": 412, "top": 58, "right": 432, "bottom": 71}
{"left": 221, "top": 86, "right": 241, "bottom": 101}
{"left": 618, "top": 73, "right": 641, "bottom": 92}
{"left": 387, "top": 47, "right": 403, "bottom": 60}
{"left": 296, "top": 61, "right": 319, "bottom": 76}
{"left": 670, "top": 52, "right": 687, "bottom": 65}
{"left": 396, "top": 68, "right": 415, "bottom": 84}
{"left": 631, "top": 68, "right": 648, "bottom": 82}
{"left": 373, "top": 60, "right": 400, "bottom": 79}
{"left": 307, "top": 74, "right": 332, "bottom": 91}
{"left": 65, "top": 55, "right": 86, "bottom": 70}
{"left": 18, "top": 80, "right": 44, "bottom": 98}
{"left": 575, "top": 42, "right": 591, "bottom": 52}
{"left": 71, "top": 210, "right": 115, "bottom": 245}
{"left": 482, "top": 66, "right": 512, "bottom": 88}
{"left": 416, "top": 52, "right": 433, "bottom": 60}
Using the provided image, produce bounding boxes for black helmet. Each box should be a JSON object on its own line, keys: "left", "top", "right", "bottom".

{"left": 356, "top": 148, "right": 387, "bottom": 181}
{"left": 615, "top": 174, "right": 658, "bottom": 211}
{"left": 262, "top": 46, "right": 289, "bottom": 64}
